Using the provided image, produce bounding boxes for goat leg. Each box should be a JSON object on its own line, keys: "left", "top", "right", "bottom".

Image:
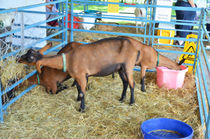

{"left": 140, "top": 76, "right": 146, "bottom": 92}
{"left": 140, "top": 66, "right": 146, "bottom": 92}
{"left": 76, "top": 82, "right": 81, "bottom": 101}
{"left": 79, "top": 91, "right": 85, "bottom": 112}
{"left": 76, "top": 75, "right": 87, "bottom": 112}
{"left": 125, "top": 67, "right": 135, "bottom": 105}
{"left": 129, "top": 82, "right": 135, "bottom": 105}
{"left": 71, "top": 80, "right": 77, "bottom": 87}
{"left": 56, "top": 83, "right": 68, "bottom": 94}
{"left": 118, "top": 70, "right": 128, "bottom": 102}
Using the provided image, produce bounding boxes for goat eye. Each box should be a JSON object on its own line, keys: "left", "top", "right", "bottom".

{"left": 30, "top": 56, "right": 34, "bottom": 60}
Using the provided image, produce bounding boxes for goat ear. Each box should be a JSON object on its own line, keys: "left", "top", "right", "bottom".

{"left": 19, "top": 60, "right": 36, "bottom": 66}
{"left": 39, "top": 42, "right": 53, "bottom": 55}
{"left": 36, "top": 61, "right": 42, "bottom": 74}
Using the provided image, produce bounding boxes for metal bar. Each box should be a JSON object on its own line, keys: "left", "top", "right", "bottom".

{"left": 2, "top": 29, "right": 66, "bottom": 60}
{"left": 0, "top": 15, "right": 65, "bottom": 38}
{"left": 0, "top": 0, "right": 68, "bottom": 123}
{"left": 72, "top": 28, "right": 197, "bottom": 42}
{"left": 14, "top": 23, "right": 61, "bottom": 30}
{"left": 20, "top": 12, "right": 24, "bottom": 48}
{"left": 0, "top": 0, "right": 66, "bottom": 14}
{"left": 200, "top": 42, "right": 210, "bottom": 73}
{"left": 3, "top": 85, "right": 36, "bottom": 111}
{"left": 198, "top": 57, "right": 210, "bottom": 106}
{"left": 72, "top": 0, "right": 201, "bottom": 11}
{"left": 196, "top": 61, "right": 208, "bottom": 123}
{"left": 13, "top": 35, "right": 62, "bottom": 42}
{"left": 2, "top": 70, "right": 37, "bottom": 95}
{"left": 65, "top": 0, "right": 68, "bottom": 43}
{"left": 70, "top": 0, "right": 74, "bottom": 42}
{"left": 0, "top": 78, "right": 3, "bottom": 123}
{"left": 73, "top": 13, "right": 198, "bottom": 27}
{"left": 195, "top": 67, "right": 205, "bottom": 132}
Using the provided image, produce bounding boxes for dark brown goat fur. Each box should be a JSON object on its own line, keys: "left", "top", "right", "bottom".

{"left": 120, "top": 36, "right": 182, "bottom": 91}
{"left": 17, "top": 42, "right": 82, "bottom": 94}
{"left": 35, "top": 37, "right": 140, "bottom": 112}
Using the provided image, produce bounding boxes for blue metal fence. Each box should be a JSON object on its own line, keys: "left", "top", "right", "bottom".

{"left": 0, "top": 0, "right": 68, "bottom": 123}
{"left": 0, "top": 0, "right": 210, "bottom": 138}
{"left": 195, "top": 8, "right": 210, "bottom": 139}
{"left": 69, "top": 0, "right": 210, "bottom": 138}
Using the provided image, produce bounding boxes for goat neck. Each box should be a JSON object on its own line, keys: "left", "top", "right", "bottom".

{"left": 158, "top": 54, "right": 181, "bottom": 70}
{"left": 36, "top": 54, "right": 66, "bottom": 74}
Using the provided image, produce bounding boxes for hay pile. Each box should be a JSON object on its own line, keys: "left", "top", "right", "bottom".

{"left": 0, "top": 57, "right": 25, "bottom": 88}
{"left": 0, "top": 69, "right": 203, "bottom": 138}
{"left": 0, "top": 23, "right": 202, "bottom": 138}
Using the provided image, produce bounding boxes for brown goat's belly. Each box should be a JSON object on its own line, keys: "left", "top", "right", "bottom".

{"left": 92, "top": 63, "right": 123, "bottom": 77}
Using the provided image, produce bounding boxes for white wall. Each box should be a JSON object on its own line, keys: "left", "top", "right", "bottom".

{"left": 0, "top": 0, "right": 47, "bottom": 48}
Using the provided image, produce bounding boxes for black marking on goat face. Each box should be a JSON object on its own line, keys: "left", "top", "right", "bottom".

{"left": 19, "top": 49, "right": 43, "bottom": 63}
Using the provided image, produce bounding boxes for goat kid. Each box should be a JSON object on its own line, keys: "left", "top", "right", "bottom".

{"left": 17, "top": 42, "right": 82, "bottom": 95}
{"left": 35, "top": 37, "right": 141, "bottom": 112}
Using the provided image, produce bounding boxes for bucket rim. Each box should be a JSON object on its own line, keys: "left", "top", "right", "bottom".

{"left": 140, "top": 117, "right": 194, "bottom": 139}
{"left": 156, "top": 65, "right": 188, "bottom": 73}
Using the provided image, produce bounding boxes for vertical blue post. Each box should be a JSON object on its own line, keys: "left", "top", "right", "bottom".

{"left": 151, "top": 2, "right": 157, "bottom": 48}
{"left": 61, "top": 0, "right": 65, "bottom": 45}
{"left": 194, "top": 8, "right": 205, "bottom": 73}
{"left": 205, "top": 8, "right": 210, "bottom": 137}
{"left": 65, "top": 0, "right": 68, "bottom": 43}
{"left": 147, "top": 0, "right": 154, "bottom": 45}
{"left": 21, "top": 12, "right": 25, "bottom": 48}
{"left": 70, "top": 0, "right": 74, "bottom": 42}
{"left": 144, "top": 0, "right": 149, "bottom": 44}
{"left": 0, "top": 81, "right": 3, "bottom": 123}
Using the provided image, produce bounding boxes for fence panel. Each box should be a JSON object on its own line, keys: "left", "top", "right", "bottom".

{"left": 0, "top": 0, "right": 68, "bottom": 123}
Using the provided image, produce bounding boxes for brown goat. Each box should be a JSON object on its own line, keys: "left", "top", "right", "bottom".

{"left": 35, "top": 37, "right": 141, "bottom": 112}
{"left": 17, "top": 42, "right": 82, "bottom": 95}
{"left": 120, "top": 36, "right": 182, "bottom": 92}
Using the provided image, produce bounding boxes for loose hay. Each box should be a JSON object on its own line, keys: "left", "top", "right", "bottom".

{"left": 0, "top": 57, "right": 25, "bottom": 88}
{"left": 0, "top": 70, "right": 203, "bottom": 138}
{"left": 0, "top": 23, "right": 202, "bottom": 138}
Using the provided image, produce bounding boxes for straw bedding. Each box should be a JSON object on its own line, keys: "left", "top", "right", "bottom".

{"left": 0, "top": 63, "right": 203, "bottom": 138}
{"left": 0, "top": 23, "right": 203, "bottom": 138}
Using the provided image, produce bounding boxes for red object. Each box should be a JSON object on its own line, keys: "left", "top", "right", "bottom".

{"left": 47, "top": 20, "right": 59, "bottom": 26}
{"left": 64, "top": 14, "right": 80, "bottom": 29}
{"left": 124, "top": 3, "right": 136, "bottom": 5}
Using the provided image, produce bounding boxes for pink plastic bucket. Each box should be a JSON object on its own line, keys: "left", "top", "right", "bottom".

{"left": 156, "top": 65, "right": 188, "bottom": 89}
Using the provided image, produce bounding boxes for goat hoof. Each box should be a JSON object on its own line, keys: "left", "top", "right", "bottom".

{"left": 79, "top": 108, "right": 85, "bottom": 113}
{"left": 76, "top": 97, "right": 81, "bottom": 101}
{"left": 119, "top": 97, "right": 126, "bottom": 102}
{"left": 141, "top": 88, "right": 146, "bottom": 92}
{"left": 129, "top": 103, "right": 134, "bottom": 106}
{"left": 86, "top": 85, "right": 90, "bottom": 90}
{"left": 129, "top": 101, "right": 135, "bottom": 106}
